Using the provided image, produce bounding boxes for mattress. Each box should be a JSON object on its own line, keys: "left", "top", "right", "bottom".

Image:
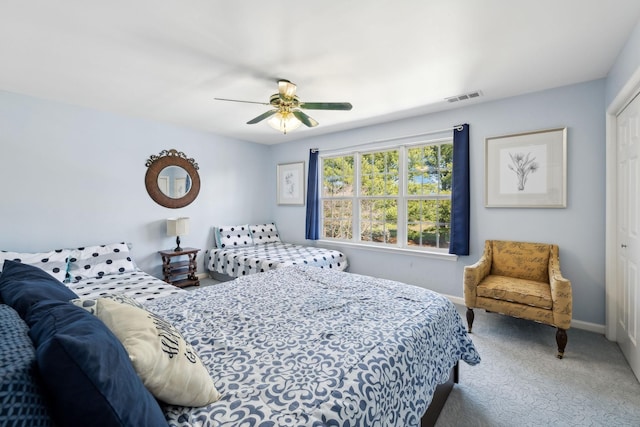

{"left": 207, "top": 242, "right": 348, "bottom": 278}
{"left": 146, "top": 266, "right": 480, "bottom": 426}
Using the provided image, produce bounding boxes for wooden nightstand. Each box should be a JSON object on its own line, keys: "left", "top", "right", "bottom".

{"left": 158, "top": 247, "right": 200, "bottom": 288}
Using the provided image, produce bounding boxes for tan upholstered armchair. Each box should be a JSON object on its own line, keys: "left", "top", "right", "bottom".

{"left": 464, "top": 240, "right": 572, "bottom": 358}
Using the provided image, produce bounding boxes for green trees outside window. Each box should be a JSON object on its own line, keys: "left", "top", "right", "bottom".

{"left": 322, "top": 156, "right": 354, "bottom": 240}
{"left": 406, "top": 144, "right": 452, "bottom": 249}
{"left": 321, "top": 140, "right": 453, "bottom": 251}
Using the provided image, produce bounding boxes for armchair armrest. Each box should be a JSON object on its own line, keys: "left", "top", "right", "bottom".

{"left": 548, "top": 246, "right": 572, "bottom": 329}
{"left": 463, "top": 241, "right": 493, "bottom": 307}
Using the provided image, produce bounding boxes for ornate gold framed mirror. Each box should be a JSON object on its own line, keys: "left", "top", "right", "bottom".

{"left": 145, "top": 149, "right": 200, "bottom": 209}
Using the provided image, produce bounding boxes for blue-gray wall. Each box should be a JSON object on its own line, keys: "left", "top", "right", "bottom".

{"left": 3, "top": 18, "right": 640, "bottom": 327}
{"left": 606, "top": 20, "right": 640, "bottom": 106}
{"left": 0, "top": 81, "right": 611, "bottom": 327}
{"left": 0, "top": 90, "right": 270, "bottom": 277}
{"left": 270, "top": 80, "right": 606, "bottom": 327}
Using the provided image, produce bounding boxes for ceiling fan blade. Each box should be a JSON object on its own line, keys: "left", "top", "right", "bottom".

{"left": 247, "top": 109, "right": 278, "bottom": 124}
{"left": 299, "top": 102, "right": 353, "bottom": 110}
{"left": 278, "top": 79, "right": 297, "bottom": 100}
{"left": 292, "top": 110, "right": 319, "bottom": 128}
{"left": 214, "top": 97, "right": 270, "bottom": 106}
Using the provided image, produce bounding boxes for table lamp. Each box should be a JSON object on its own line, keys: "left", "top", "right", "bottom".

{"left": 167, "top": 217, "right": 189, "bottom": 252}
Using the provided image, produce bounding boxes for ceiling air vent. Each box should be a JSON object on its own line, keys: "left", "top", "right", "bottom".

{"left": 446, "top": 91, "right": 483, "bottom": 103}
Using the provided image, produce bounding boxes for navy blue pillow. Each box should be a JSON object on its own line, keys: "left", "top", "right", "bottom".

{"left": 0, "top": 260, "right": 78, "bottom": 319}
{"left": 28, "top": 300, "right": 167, "bottom": 427}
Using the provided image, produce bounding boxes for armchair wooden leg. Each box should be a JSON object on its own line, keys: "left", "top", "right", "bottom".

{"left": 556, "top": 328, "right": 567, "bottom": 359}
{"left": 466, "top": 308, "right": 474, "bottom": 333}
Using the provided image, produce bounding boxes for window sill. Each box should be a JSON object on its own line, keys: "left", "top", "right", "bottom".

{"left": 315, "top": 239, "right": 458, "bottom": 262}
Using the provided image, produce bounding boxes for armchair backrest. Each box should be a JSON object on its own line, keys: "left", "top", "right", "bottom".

{"left": 488, "top": 240, "right": 552, "bottom": 283}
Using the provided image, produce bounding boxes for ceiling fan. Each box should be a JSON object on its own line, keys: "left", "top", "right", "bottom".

{"left": 214, "top": 79, "right": 353, "bottom": 134}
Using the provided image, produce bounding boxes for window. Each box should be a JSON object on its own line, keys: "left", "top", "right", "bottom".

{"left": 322, "top": 155, "right": 354, "bottom": 240}
{"left": 406, "top": 143, "right": 453, "bottom": 249}
{"left": 321, "top": 139, "right": 453, "bottom": 252}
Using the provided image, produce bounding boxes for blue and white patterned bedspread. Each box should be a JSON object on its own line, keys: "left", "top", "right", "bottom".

{"left": 146, "top": 266, "right": 480, "bottom": 426}
{"left": 207, "top": 242, "right": 348, "bottom": 278}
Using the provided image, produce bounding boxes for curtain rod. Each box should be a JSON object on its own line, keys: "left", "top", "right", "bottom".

{"left": 311, "top": 125, "right": 464, "bottom": 154}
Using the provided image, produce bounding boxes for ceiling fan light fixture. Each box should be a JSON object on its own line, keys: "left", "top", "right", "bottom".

{"left": 216, "top": 79, "right": 351, "bottom": 133}
{"left": 268, "top": 111, "right": 302, "bottom": 134}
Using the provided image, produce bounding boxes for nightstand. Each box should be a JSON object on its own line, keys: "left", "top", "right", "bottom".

{"left": 158, "top": 247, "right": 200, "bottom": 288}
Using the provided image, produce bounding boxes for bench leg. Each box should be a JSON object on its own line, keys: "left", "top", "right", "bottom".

{"left": 556, "top": 328, "right": 567, "bottom": 359}
{"left": 466, "top": 308, "right": 474, "bottom": 333}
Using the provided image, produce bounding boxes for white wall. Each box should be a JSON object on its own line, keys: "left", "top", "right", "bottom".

{"left": 270, "top": 80, "right": 606, "bottom": 326}
{"left": 0, "top": 90, "right": 271, "bottom": 277}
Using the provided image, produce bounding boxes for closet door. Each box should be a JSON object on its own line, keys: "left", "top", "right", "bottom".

{"left": 617, "top": 91, "right": 640, "bottom": 380}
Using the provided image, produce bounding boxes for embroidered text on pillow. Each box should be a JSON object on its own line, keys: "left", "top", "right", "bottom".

{"left": 148, "top": 311, "right": 197, "bottom": 363}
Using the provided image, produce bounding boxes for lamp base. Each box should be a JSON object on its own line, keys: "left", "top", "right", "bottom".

{"left": 174, "top": 236, "right": 182, "bottom": 252}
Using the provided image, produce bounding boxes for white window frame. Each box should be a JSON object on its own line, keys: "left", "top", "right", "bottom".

{"left": 319, "top": 137, "right": 456, "bottom": 259}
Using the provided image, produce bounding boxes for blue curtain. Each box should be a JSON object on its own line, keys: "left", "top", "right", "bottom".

{"left": 449, "top": 124, "right": 470, "bottom": 255}
{"left": 305, "top": 149, "right": 320, "bottom": 240}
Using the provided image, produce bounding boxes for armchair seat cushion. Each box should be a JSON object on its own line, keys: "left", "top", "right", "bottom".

{"left": 477, "top": 275, "right": 552, "bottom": 310}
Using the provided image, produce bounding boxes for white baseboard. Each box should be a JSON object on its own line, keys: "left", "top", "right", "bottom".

{"left": 445, "top": 294, "right": 465, "bottom": 307}
{"left": 569, "top": 319, "right": 605, "bottom": 334}
{"left": 444, "top": 294, "right": 606, "bottom": 335}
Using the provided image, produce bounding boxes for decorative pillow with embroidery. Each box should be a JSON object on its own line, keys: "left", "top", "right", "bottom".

{"left": 95, "top": 297, "right": 221, "bottom": 406}
{"left": 67, "top": 243, "right": 136, "bottom": 282}
{"left": 215, "top": 225, "right": 253, "bottom": 249}
{"left": 249, "top": 223, "right": 281, "bottom": 244}
{"left": 0, "top": 249, "right": 71, "bottom": 282}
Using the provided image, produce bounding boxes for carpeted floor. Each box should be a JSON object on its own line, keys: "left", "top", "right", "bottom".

{"left": 436, "top": 305, "right": 640, "bottom": 427}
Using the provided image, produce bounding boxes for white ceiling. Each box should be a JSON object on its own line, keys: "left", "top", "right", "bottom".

{"left": 1, "top": 1, "right": 640, "bottom": 145}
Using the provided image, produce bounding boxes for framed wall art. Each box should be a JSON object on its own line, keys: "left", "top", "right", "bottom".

{"left": 277, "top": 161, "right": 305, "bottom": 205}
{"left": 485, "top": 127, "right": 567, "bottom": 208}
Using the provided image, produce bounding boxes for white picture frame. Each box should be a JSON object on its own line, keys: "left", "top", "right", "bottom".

{"left": 277, "top": 161, "right": 305, "bottom": 205}
{"left": 485, "top": 127, "right": 567, "bottom": 208}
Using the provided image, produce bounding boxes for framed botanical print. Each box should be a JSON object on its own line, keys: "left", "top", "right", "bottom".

{"left": 277, "top": 162, "right": 305, "bottom": 205}
{"left": 485, "top": 128, "right": 566, "bottom": 208}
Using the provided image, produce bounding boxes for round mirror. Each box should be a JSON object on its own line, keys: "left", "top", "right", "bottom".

{"left": 145, "top": 149, "right": 200, "bottom": 209}
{"left": 157, "top": 165, "right": 192, "bottom": 199}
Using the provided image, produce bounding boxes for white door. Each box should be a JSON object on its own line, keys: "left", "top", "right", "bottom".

{"left": 617, "top": 91, "right": 640, "bottom": 380}
{"left": 174, "top": 177, "right": 187, "bottom": 197}
{"left": 158, "top": 176, "right": 170, "bottom": 196}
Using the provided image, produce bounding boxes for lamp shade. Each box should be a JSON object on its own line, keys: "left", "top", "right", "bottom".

{"left": 268, "top": 111, "right": 302, "bottom": 134}
{"left": 167, "top": 217, "right": 190, "bottom": 237}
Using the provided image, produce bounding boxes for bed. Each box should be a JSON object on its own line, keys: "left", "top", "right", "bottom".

{"left": 65, "top": 269, "right": 184, "bottom": 302}
{"left": 1, "top": 244, "right": 479, "bottom": 427}
{"left": 0, "top": 242, "right": 185, "bottom": 303}
{"left": 207, "top": 223, "right": 348, "bottom": 279}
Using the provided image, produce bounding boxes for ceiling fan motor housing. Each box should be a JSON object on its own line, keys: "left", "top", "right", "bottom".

{"left": 269, "top": 93, "right": 299, "bottom": 109}
{"left": 216, "top": 79, "right": 352, "bottom": 132}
